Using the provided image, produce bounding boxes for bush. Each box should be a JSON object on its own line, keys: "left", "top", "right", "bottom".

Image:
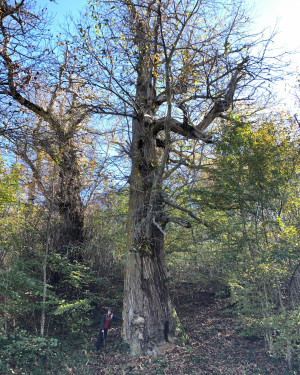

{"left": 0, "top": 329, "right": 60, "bottom": 375}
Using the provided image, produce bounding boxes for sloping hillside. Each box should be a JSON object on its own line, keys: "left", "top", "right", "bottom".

{"left": 91, "top": 293, "right": 296, "bottom": 375}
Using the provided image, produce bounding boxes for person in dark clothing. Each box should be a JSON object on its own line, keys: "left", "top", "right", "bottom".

{"left": 95, "top": 307, "right": 123, "bottom": 351}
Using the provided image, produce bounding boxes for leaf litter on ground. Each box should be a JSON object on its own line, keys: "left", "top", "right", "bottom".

{"left": 89, "top": 292, "right": 297, "bottom": 375}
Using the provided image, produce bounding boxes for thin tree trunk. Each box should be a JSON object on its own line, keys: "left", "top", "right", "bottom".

{"left": 3, "top": 277, "right": 8, "bottom": 333}
{"left": 41, "top": 208, "right": 51, "bottom": 337}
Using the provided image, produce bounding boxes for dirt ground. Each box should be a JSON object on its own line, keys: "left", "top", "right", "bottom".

{"left": 90, "top": 292, "right": 297, "bottom": 375}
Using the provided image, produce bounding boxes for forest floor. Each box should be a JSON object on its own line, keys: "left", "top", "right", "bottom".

{"left": 78, "top": 290, "right": 297, "bottom": 375}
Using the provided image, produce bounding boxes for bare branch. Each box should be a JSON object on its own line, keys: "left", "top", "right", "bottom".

{"left": 197, "top": 56, "right": 250, "bottom": 132}
{"left": 165, "top": 216, "right": 191, "bottom": 228}
{"left": 162, "top": 196, "right": 209, "bottom": 227}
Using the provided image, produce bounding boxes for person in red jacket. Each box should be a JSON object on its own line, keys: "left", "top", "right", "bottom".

{"left": 95, "top": 307, "right": 123, "bottom": 351}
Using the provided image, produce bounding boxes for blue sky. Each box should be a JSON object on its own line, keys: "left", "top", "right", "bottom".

{"left": 253, "top": 0, "right": 299, "bottom": 67}
{"left": 39, "top": 0, "right": 299, "bottom": 110}
{"left": 39, "top": 0, "right": 299, "bottom": 66}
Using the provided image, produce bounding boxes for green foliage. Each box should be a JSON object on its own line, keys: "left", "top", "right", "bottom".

{"left": 0, "top": 160, "right": 19, "bottom": 206}
{"left": 260, "top": 308, "right": 300, "bottom": 359}
{"left": 53, "top": 298, "right": 92, "bottom": 333}
{"left": 0, "top": 168, "right": 124, "bottom": 343}
{"left": 0, "top": 264, "right": 50, "bottom": 329}
{"left": 46, "top": 250, "right": 123, "bottom": 332}
{"left": 181, "top": 117, "right": 300, "bottom": 366}
{"left": 0, "top": 160, "right": 23, "bottom": 262}
{"left": 84, "top": 189, "right": 128, "bottom": 272}
{"left": 0, "top": 329, "right": 59, "bottom": 374}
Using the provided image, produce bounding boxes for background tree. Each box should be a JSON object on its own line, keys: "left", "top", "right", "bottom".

{"left": 0, "top": 0, "right": 112, "bottom": 260}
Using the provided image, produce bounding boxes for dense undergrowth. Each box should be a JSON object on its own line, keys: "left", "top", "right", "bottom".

{"left": 1, "top": 287, "right": 298, "bottom": 375}
{"left": 1, "top": 121, "right": 299, "bottom": 374}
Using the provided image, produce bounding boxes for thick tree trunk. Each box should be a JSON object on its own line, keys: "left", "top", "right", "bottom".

{"left": 55, "top": 145, "right": 84, "bottom": 262}
{"left": 123, "top": 116, "right": 185, "bottom": 355}
{"left": 123, "top": 233, "right": 170, "bottom": 355}
{"left": 48, "top": 145, "right": 84, "bottom": 287}
{"left": 56, "top": 189, "right": 84, "bottom": 262}
{"left": 121, "top": 13, "right": 188, "bottom": 351}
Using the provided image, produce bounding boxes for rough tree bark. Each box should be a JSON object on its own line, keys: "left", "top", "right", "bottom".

{"left": 77, "top": 0, "right": 278, "bottom": 355}
{"left": 124, "top": 112, "right": 179, "bottom": 355}
{"left": 55, "top": 141, "right": 85, "bottom": 259}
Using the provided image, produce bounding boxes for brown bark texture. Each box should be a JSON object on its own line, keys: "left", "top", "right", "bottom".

{"left": 123, "top": 114, "right": 180, "bottom": 355}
